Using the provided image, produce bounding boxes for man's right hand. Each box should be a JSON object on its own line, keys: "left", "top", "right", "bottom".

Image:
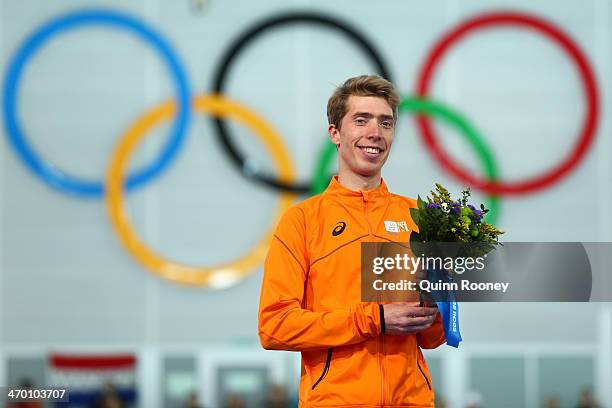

{"left": 383, "top": 302, "right": 438, "bottom": 335}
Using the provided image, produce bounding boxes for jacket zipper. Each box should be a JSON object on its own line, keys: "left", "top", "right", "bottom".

{"left": 363, "top": 193, "right": 386, "bottom": 406}
{"left": 362, "top": 192, "right": 372, "bottom": 235}
{"left": 379, "top": 330, "right": 386, "bottom": 405}
{"left": 311, "top": 348, "right": 333, "bottom": 390}
{"left": 416, "top": 355, "right": 432, "bottom": 390}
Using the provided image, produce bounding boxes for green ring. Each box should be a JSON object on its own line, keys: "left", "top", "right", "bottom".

{"left": 311, "top": 139, "right": 337, "bottom": 195}
{"left": 310, "top": 96, "right": 501, "bottom": 224}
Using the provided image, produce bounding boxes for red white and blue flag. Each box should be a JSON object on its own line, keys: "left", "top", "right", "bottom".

{"left": 48, "top": 353, "right": 137, "bottom": 407}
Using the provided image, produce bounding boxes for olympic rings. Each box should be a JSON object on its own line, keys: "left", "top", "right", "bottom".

{"left": 2, "top": 9, "right": 191, "bottom": 198}
{"left": 415, "top": 11, "right": 599, "bottom": 196}
{"left": 211, "top": 11, "right": 394, "bottom": 195}
{"left": 105, "top": 94, "right": 296, "bottom": 287}
{"left": 4, "top": 8, "right": 602, "bottom": 287}
{"left": 310, "top": 97, "right": 501, "bottom": 224}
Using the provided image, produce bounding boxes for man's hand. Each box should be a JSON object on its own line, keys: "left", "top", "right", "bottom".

{"left": 383, "top": 302, "right": 438, "bottom": 335}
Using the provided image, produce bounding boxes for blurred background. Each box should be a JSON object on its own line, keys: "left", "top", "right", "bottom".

{"left": 1, "top": 0, "right": 611, "bottom": 407}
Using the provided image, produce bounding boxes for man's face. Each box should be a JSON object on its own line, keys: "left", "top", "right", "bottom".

{"left": 329, "top": 95, "right": 395, "bottom": 178}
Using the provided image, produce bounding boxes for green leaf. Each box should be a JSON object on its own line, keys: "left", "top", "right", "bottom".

{"left": 409, "top": 207, "right": 421, "bottom": 226}
{"left": 417, "top": 195, "right": 426, "bottom": 210}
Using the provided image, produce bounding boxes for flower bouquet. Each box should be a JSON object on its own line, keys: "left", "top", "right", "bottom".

{"left": 409, "top": 183, "right": 504, "bottom": 347}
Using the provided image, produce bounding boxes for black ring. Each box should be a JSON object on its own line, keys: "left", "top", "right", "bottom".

{"left": 211, "top": 11, "right": 394, "bottom": 194}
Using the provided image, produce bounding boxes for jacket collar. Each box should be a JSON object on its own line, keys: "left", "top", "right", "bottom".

{"left": 323, "top": 176, "right": 390, "bottom": 201}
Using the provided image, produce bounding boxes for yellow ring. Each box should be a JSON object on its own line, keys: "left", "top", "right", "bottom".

{"left": 105, "top": 94, "right": 297, "bottom": 287}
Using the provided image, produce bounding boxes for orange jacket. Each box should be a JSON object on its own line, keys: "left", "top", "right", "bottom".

{"left": 259, "top": 177, "right": 446, "bottom": 407}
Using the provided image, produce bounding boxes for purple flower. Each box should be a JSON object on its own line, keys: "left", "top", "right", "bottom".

{"left": 426, "top": 203, "right": 442, "bottom": 209}
{"left": 449, "top": 202, "right": 461, "bottom": 215}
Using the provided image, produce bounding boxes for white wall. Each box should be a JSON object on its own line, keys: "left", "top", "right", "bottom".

{"left": 0, "top": 0, "right": 610, "bottom": 356}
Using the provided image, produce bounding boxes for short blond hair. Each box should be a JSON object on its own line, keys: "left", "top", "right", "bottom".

{"left": 327, "top": 75, "right": 400, "bottom": 129}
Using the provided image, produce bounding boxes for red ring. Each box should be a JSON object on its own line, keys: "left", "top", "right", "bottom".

{"left": 415, "top": 11, "right": 599, "bottom": 195}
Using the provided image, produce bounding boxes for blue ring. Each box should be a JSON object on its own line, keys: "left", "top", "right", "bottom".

{"left": 2, "top": 9, "right": 191, "bottom": 198}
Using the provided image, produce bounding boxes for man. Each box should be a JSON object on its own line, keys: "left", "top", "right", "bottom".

{"left": 258, "top": 75, "right": 445, "bottom": 407}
